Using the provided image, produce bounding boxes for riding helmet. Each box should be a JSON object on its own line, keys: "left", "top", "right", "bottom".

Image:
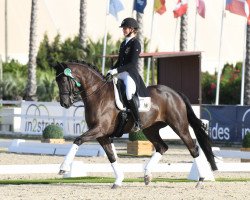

{"left": 120, "top": 18, "right": 139, "bottom": 29}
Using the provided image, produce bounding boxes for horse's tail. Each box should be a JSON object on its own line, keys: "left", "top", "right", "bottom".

{"left": 178, "top": 92, "right": 218, "bottom": 171}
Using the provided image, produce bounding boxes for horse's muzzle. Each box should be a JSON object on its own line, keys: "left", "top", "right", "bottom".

{"left": 60, "top": 101, "right": 71, "bottom": 109}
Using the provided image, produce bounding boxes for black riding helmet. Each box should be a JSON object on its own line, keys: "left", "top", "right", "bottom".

{"left": 120, "top": 17, "right": 139, "bottom": 29}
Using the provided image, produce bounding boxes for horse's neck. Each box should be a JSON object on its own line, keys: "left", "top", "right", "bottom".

{"left": 81, "top": 71, "right": 102, "bottom": 92}
{"left": 80, "top": 73, "right": 109, "bottom": 101}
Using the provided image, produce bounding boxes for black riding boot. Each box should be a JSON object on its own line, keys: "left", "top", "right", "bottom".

{"left": 128, "top": 95, "right": 141, "bottom": 132}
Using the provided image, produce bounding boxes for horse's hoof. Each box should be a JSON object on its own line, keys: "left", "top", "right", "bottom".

{"left": 59, "top": 162, "right": 70, "bottom": 174}
{"left": 144, "top": 174, "right": 152, "bottom": 185}
{"left": 111, "top": 184, "right": 120, "bottom": 189}
{"left": 195, "top": 181, "right": 204, "bottom": 189}
{"left": 58, "top": 170, "right": 66, "bottom": 175}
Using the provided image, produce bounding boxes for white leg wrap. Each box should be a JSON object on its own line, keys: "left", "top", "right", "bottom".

{"left": 144, "top": 152, "right": 162, "bottom": 175}
{"left": 60, "top": 144, "right": 79, "bottom": 171}
{"left": 194, "top": 155, "right": 207, "bottom": 179}
{"left": 111, "top": 161, "right": 124, "bottom": 186}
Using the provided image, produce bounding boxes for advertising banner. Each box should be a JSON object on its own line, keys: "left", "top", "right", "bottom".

{"left": 20, "top": 101, "right": 88, "bottom": 136}
{"left": 201, "top": 105, "right": 250, "bottom": 143}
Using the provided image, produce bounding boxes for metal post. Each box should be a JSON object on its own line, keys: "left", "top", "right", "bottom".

{"left": 215, "top": 0, "right": 225, "bottom": 105}
{"left": 240, "top": 22, "right": 248, "bottom": 105}
{"left": 0, "top": 55, "right": 2, "bottom": 82}
{"left": 0, "top": 55, "right": 2, "bottom": 105}
{"left": 5, "top": 0, "right": 8, "bottom": 61}
{"left": 151, "top": 57, "right": 155, "bottom": 85}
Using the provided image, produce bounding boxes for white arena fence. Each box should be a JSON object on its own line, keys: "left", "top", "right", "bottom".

{"left": 1, "top": 139, "right": 250, "bottom": 181}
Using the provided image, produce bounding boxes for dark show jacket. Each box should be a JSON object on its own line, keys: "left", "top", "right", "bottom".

{"left": 112, "top": 37, "right": 149, "bottom": 97}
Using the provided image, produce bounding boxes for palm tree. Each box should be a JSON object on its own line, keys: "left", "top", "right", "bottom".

{"left": 180, "top": 13, "right": 188, "bottom": 51}
{"left": 79, "top": 0, "right": 87, "bottom": 50}
{"left": 136, "top": 12, "right": 144, "bottom": 78}
{"left": 24, "top": 0, "right": 38, "bottom": 101}
{"left": 244, "top": 25, "right": 250, "bottom": 105}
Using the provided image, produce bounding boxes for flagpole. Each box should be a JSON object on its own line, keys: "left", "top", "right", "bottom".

{"left": 215, "top": 0, "right": 225, "bottom": 105}
{"left": 173, "top": 18, "right": 178, "bottom": 51}
{"left": 101, "top": 0, "right": 110, "bottom": 75}
{"left": 240, "top": 20, "right": 248, "bottom": 105}
{"left": 146, "top": 4, "right": 155, "bottom": 86}
{"left": 132, "top": 0, "right": 135, "bottom": 16}
{"left": 194, "top": 1, "right": 198, "bottom": 51}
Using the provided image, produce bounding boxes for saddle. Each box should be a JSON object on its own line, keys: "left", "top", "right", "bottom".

{"left": 110, "top": 77, "right": 151, "bottom": 138}
{"left": 113, "top": 77, "right": 151, "bottom": 112}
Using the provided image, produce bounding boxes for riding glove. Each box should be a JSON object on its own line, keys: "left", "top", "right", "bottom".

{"left": 107, "top": 69, "right": 118, "bottom": 76}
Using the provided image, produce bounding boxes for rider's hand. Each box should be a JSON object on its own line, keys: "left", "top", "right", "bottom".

{"left": 107, "top": 69, "right": 118, "bottom": 76}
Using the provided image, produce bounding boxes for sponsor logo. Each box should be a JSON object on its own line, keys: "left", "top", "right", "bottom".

{"left": 202, "top": 107, "right": 230, "bottom": 141}
{"left": 241, "top": 108, "right": 250, "bottom": 139}
{"left": 24, "top": 103, "right": 63, "bottom": 134}
{"left": 72, "top": 105, "right": 88, "bottom": 135}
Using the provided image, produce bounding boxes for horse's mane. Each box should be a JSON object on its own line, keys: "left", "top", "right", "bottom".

{"left": 65, "top": 60, "right": 105, "bottom": 79}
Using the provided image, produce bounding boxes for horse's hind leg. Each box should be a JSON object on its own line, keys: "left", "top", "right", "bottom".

{"left": 170, "top": 123, "right": 206, "bottom": 188}
{"left": 142, "top": 123, "right": 168, "bottom": 185}
{"left": 97, "top": 137, "right": 124, "bottom": 189}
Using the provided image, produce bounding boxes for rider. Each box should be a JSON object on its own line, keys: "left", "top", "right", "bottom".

{"left": 107, "top": 17, "right": 149, "bottom": 132}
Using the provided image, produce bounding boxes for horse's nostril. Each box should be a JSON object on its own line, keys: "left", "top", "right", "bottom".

{"left": 60, "top": 102, "right": 67, "bottom": 108}
{"left": 62, "top": 102, "right": 70, "bottom": 109}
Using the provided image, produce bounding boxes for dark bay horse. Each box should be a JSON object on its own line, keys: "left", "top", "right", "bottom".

{"left": 54, "top": 61, "right": 217, "bottom": 188}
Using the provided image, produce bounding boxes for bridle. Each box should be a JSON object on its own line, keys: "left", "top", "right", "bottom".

{"left": 56, "top": 68, "right": 109, "bottom": 103}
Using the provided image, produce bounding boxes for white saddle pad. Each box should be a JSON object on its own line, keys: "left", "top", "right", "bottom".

{"left": 113, "top": 77, "right": 151, "bottom": 112}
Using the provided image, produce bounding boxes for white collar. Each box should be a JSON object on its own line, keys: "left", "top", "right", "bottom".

{"left": 125, "top": 36, "right": 134, "bottom": 44}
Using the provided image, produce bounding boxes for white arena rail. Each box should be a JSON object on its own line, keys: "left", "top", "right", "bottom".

{"left": 1, "top": 141, "right": 250, "bottom": 181}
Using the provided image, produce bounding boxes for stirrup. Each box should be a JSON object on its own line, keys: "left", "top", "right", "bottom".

{"left": 132, "top": 122, "right": 141, "bottom": 132}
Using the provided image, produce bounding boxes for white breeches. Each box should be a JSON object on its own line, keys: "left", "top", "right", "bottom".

{"left": 118, "top": 72, "right": 136, "bottom": 100}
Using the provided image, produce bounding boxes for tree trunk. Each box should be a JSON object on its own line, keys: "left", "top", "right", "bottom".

{"left": 79, "top": 0, "right": 87, "bottom": 50}
{"left": 180, "top": 13, "right": 188, "bottom": 51}
{"left": 244, "top": 25, "right": 250, "bottom": 105}
{"left": 24, "top": 0, "right": 38, "bottom": 101}
{"left": 136, "top": 12, "right": 144, "bottom": 79}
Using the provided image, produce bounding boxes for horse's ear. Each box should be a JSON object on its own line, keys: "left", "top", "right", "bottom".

{"left": 52, "top": 62, "right": 63, "bottom": 73}
{"left": 51, "top": 62, "right": 58, "bottom": 71}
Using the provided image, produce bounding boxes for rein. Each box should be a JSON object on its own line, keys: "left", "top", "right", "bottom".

{"left": 80, "top": 80, "right": 109, "bottom": 100}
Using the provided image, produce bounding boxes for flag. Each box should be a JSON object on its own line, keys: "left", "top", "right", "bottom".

{"left": 196, "top": 0, "right": 205, "bottom": 18}
{"left": 247, "top": 0, "right": 250, "bottom": 24}
{"left": 109, "top": 0, "right": 124, "bottom": 20}
{"left": 134, "top": 0, "right": 147, "bottom": 13}
{"left": 173, "top": 0, "right": 188, "bottom": 18}
{"left": 226, "top": 0, "right": 247, "bottom": 17}
{"left": 154, "top": 0, "right": 166, "bottom": 15}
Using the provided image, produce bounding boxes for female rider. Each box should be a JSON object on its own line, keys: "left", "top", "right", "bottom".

{"left": 107, "top": 17, "right": 149, "bottom": 132}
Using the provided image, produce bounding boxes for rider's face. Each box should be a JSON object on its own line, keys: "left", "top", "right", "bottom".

{"left": 122, "top": 27, "right": 133, "bottom": 37}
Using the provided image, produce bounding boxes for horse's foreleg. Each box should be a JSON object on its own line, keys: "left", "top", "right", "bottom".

{"left": 59, "top": 143, "right": 79, "bottom": 174}
{"left": 97, "top": 137, "right": 124, "bottom": 189}
{"left": 59, "top": 127, "right": 104, "bottom": 175}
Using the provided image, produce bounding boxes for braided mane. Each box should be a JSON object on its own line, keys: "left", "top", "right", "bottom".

{"left": 65, "top": 60, "right": 105, "bottom": 79}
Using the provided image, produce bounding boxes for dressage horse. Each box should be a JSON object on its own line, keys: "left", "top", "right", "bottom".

{"left": 54, "top": 61, "right": 217, "bottom": 188}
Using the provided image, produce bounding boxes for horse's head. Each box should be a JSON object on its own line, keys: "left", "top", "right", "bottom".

{"left": 54, "top": 62, "right": 82, "bottom": 108}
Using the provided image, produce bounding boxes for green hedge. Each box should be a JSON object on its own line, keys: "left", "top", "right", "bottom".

{"left": 242, "top": 132, "right": 250, "bottom": 148}
{"left": 129, "top": 130, "right": 148, "bottom": 141}
{"left": 42, "top": 124, "right": 64, "bottom": 139}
